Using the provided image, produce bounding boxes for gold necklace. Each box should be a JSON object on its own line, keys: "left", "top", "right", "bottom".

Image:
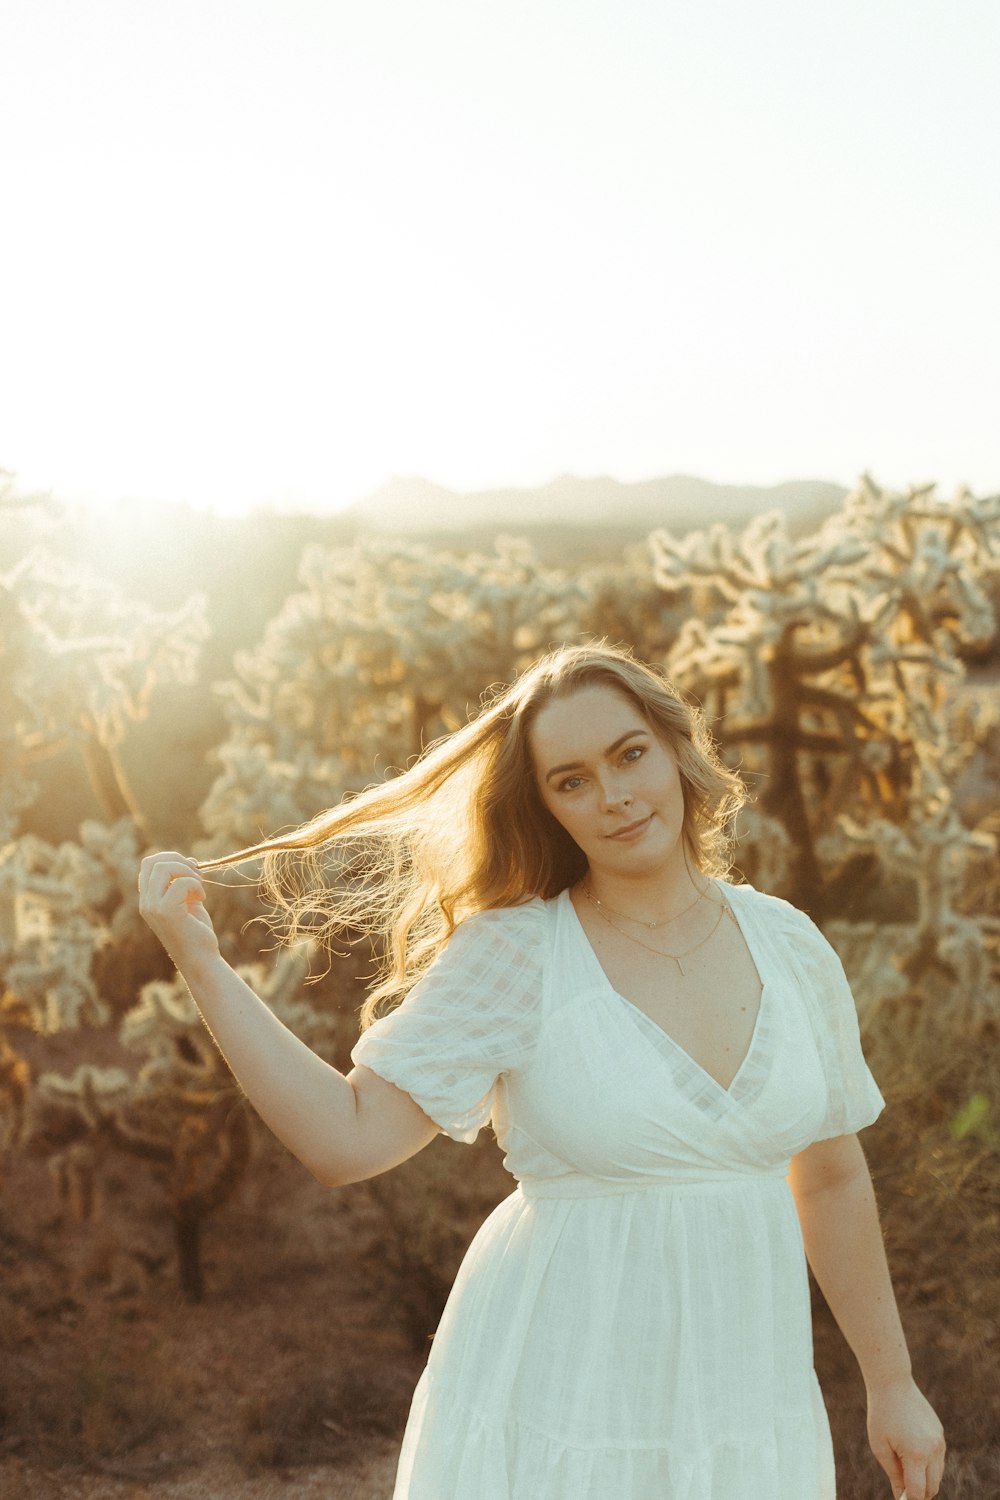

{"left": 581, "top": 880, "right": 707, "bottom": 930}
{"left": 586, "top": 894, "right": 731, "bottom": 976}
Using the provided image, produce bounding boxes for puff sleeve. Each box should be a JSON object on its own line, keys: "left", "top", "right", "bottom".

{"left": 775, "top": 901, "right": 886, "bottom": 1140}
{"left": 349, "top": 900, "right": 547, "bottom": 1144}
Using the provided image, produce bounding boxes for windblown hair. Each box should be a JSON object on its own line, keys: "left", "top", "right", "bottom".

{"left": 198, "top": 643, "right": 747, "bottom": 1027}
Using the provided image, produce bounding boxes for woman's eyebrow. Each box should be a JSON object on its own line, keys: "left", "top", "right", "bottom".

{"left": 545, "top": 729, "right": 649, "bottom": 783}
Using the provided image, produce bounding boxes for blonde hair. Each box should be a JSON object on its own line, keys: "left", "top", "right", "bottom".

{"left": 199, "top": 643, "right": 747, "bottom": 1027}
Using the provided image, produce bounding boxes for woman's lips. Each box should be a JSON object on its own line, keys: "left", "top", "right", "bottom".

{"left": 606, "top": 814, "right": 653, "bottom": 841}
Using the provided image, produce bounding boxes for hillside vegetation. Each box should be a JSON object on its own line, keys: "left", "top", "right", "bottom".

{"left": 1, "top": 469, "right": 998, "bottom": 1497}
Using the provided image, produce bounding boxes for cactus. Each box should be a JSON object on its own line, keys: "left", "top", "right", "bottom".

{"left": 2, "top": 467, "right": 998, "bottom": 1309}
{"left": 651, "top": 475, "right": 1000, "bottom": 1024}
{"left": 197, "top": 535, "right": 592, "bottom": 862}
{"left": 2, "top": 535, "right": 209, "bottom": 842}
{"left": 27, "top": 945, "right": 332, "bottom": 1299}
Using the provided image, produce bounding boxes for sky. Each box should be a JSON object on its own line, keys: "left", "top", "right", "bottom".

{"left": 1, "top": 0, "right": 998, "bottom": 517}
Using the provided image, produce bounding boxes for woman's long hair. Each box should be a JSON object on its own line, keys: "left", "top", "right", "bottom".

{"left": 198, "top": 643, "right": 747, "bottom": 1026}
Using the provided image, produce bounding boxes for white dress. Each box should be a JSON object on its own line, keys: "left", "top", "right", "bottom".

{"left": 350, "top": 877, "right": 886, "bottom": 1500}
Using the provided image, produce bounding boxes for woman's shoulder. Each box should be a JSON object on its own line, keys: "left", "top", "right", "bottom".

{"left": 430, "top": 898, "right": 550, "bottom": 998}
{"left": 722, "top": 876, "right": 855, "bottom": 989}
{"left": 719, "top": 876, "right": 822, "bottom": 939}
{"left": 451, "top": 895, "right": 550, "bottom": 947}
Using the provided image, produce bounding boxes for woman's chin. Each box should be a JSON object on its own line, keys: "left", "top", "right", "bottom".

{"left": 591, "top": 831, "right": 683, "bottom": 878}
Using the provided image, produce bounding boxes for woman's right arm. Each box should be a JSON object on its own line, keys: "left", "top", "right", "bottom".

{"left": 138, "top": 852, "right": 440, "bottom": 1186}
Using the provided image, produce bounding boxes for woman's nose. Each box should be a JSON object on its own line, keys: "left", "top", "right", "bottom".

{"left": 599, "top": 776, "right": 632, "bottom": 810}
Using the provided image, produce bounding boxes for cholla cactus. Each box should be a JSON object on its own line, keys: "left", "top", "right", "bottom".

{"left": 1, "top": 484, "right": 211, "bottom": 1200}
{"left": 819, "top": 756, "right": 997, "bottom": 1025}
{"left": 29, "top": 941, "right": 334, "bottom": 1299}
{"left": 0, "top": 829, "right": 127, "bottom": 1036}
{"left": 1, "top": 488, "right": 346, "bottom": 1295}
{"left": 2, "top": 545, "right": 208, "bottom": 839}
{"left": 652, "top": 475, "right": 1000, "bottom": 1023}
{"left": 198, "top": 534, "right": 591, "bottom": 862}
{"left": 4, "top": 466, "right": 999, "bottom": 1297}
{"left": 32, "top": 1064, "right": 132, "bottom": 1221}
{"left": 0, "top": 817, "right": 160, "bottom": 1032}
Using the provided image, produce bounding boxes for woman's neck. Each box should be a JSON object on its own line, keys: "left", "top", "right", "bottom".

{"left": 580, "top": 857, "right": 711, "bottom": 926}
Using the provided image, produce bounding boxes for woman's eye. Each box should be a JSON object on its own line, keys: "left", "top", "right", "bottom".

{"left": 622, "top": 746, "right": 644, "bottom": 763}
{"left": 558, "top": 775, "right": 584, "bottom": 792}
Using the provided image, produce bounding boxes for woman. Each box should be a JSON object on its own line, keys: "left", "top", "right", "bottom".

{"left": 139, "top": 643, "right": 945, "bottom": 1499}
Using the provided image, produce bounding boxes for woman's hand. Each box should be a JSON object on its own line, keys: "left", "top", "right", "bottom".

{"left": 867, "top": 1375, "right": 946, "bottom": 1500}
{"left": 138, "top": 851, "right": 220, "bottom": 973}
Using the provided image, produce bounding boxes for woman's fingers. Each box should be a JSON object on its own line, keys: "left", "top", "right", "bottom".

{"left": 138, "top": 852, "right": 200, "bottom": 899}
{"left": 160, "top": 874, "right": 205, "bottom": 902}
{"left": 138, "top": 856, "right": 208, "bottom": 926}
{"left": 138, "top": 854, "right": 219, "bottom": 965}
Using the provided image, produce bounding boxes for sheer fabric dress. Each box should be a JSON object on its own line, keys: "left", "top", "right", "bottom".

{"left": 350, "top": 878, "right": 885, "bottom": 1499}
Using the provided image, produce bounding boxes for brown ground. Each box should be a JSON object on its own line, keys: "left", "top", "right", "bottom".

{"left": 2, "top": 1100, "right": 998, "bottom": 1499}
{"left": 0, "top": 1136, "right": 422, "bottom": 1499}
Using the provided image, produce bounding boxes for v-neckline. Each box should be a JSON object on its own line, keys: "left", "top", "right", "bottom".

{"left": 561, "top": 881, "right": 768, "bottom": 1097}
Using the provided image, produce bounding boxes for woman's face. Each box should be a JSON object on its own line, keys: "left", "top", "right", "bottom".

{"left": 528, "top": 683, "right": 687, "bottom": 878}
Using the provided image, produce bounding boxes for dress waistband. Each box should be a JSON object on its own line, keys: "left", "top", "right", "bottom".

{"left": 516, "top": 1168, "right": 789, "bottom": 1200}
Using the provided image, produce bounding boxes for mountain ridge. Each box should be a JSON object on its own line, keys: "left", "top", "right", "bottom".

{"left": 344, "top": 472, "right": 851, "bottom": 532}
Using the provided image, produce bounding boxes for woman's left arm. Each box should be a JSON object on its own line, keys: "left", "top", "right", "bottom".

{"left": 789, "top": 1135, "right": 946, "bottom": 1500}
